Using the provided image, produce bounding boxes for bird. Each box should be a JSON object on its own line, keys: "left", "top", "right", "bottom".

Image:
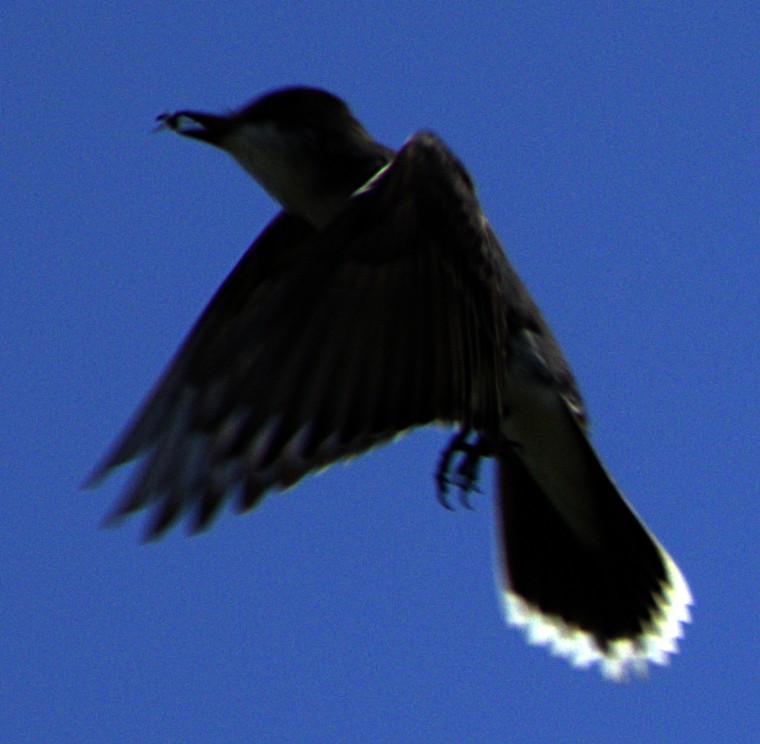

{"left": 86, "top": 85, "right": 692, "bottom": 679}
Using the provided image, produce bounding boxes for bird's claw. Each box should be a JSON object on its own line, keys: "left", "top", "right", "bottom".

{"left": 435, "top": 429, "right": 491, "bottom": 510}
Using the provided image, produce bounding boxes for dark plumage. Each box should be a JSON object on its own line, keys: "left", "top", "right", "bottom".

{"left": 88, "top": 87, "right": 691, "bottom": 678}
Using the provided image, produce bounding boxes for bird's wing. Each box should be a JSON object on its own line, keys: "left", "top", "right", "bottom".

{"left": 88, "top": 132, "right": 509, "bottom": 538}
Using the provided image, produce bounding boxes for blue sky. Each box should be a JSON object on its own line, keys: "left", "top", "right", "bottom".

{"left": 3, "top": 3, "right": 758, "bottom": 742}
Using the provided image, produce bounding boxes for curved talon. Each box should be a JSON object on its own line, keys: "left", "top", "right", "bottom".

{"left": 454, "top": 457, "right": 481, "bottom": 510}
{"left": 455, "top": 448, "right": 482, "bottom": 490}
{"left": 435, "top": 483, "right": 456, "bottom": 511}
{"left": 458, "top": 488, "right": 474, "bottom": 510}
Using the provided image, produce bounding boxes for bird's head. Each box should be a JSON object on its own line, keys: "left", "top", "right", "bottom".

{"left": 157, "top": 87, "right": 392, "bottom": 227}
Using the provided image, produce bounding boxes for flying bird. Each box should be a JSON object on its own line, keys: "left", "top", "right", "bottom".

{"left": 87, "top": 86, "right": 692, "bottom": 679}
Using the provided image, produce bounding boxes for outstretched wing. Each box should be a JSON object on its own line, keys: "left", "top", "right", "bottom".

{"left": 88, "top": 132, "right": 509, "bottom": 538}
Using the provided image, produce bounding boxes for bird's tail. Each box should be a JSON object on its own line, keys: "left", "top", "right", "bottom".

{"left": 494, "top": 431, "right": 692, "bottom": 679}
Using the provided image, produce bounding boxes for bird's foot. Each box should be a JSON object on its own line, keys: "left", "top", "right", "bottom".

{"left": 435, "top": 429, "right": 492, "bottom": 509}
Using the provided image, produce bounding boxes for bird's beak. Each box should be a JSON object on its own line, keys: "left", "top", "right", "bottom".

{"left": 155, "top": 110, "right": 233, "bottom": 146}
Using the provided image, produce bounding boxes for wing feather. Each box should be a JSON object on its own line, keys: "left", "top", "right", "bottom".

{"left": 91, "top": 132, "right": 510, "bottom": 536}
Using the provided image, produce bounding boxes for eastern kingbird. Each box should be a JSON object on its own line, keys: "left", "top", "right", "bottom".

{"left": 87, "top": 86, "right": 692, "bottom": 679}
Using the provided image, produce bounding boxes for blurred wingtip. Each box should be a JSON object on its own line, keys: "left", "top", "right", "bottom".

{"left": 82, "top": 462, "right": 109, "bottom": 490}
{"left": 98, "top": 505, "right": 126, "bottom": 532}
